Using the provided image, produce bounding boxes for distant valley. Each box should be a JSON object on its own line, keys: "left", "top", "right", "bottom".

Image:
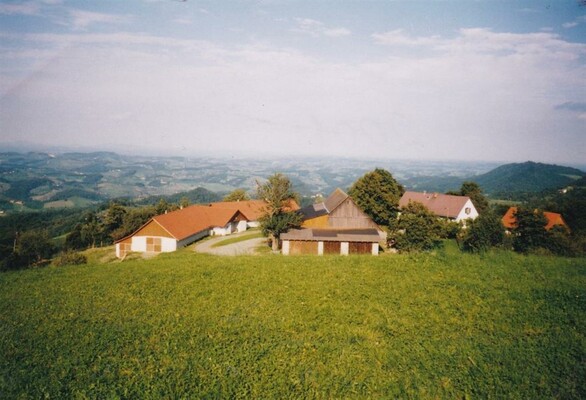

{"left": 0, "top": 151, "right": 583, "bottom": 213}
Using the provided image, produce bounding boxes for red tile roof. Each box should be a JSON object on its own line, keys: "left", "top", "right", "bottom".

{"left": 399, "top": 191, "right": 472, "bottom": 219}
{"left": 152, "top": 205, "right": 241, "bottom": 240}
{"left": 207, "top": 200, "right": 267, "bottom": 221}
{"left": 502, "top": 207, "right": 569, "bottom": 231}
{"left": 208, "top": 199, "right": 299, "bottom": 220}
{"left": 116, "top": 199, "right": 300, "bottom": 243}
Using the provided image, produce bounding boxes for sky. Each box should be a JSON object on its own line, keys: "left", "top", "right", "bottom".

{"left": 0, "top": 0, "right": 585, "bottom": 164}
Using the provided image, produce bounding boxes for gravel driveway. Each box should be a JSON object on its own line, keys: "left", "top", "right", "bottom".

{"left": 194, "top": 232, "right": 266, "bottom": 256}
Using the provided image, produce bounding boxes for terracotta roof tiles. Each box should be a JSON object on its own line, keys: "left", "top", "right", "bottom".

{"left": 399, "top": 191, "right": 471, "bottom": 219}
{"left": 502, "top": 207, "right": 569, "bottom": 231}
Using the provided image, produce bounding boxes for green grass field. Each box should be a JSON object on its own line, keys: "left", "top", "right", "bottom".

{"left": 1, "top": 245, "right": 584, "bottom": 398}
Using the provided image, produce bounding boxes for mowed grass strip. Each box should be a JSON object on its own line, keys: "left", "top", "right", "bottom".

{"left": 0, "top": 248, "right": 584, "bottom": 399}
{"left": 211, "top": 231, "right": 265, "bottom": 248}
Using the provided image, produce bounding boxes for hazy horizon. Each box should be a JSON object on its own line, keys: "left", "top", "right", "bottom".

{"left": 1, "top": 1, "right": 585, "bottom": 164}
{"left": 3, "top": 140, "right": 586, "bottom": 172}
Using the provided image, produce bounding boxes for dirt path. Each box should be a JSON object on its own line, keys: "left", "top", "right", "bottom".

{"left": 194, "top": 232, "right": 266, "bottom": 256}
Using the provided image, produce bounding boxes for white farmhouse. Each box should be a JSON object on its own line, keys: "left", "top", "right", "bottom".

{"left": 399, "top": 191, "right": 479, "bottom": 222}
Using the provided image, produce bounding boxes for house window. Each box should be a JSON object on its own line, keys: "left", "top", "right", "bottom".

{"left": 146, "top": 237, "right": 162, "bottom": 252}
{"left": 465, "top": 207, "right": 471, "bottom": 215}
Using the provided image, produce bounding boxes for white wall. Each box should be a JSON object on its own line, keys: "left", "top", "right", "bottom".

{"left": 212, "top": 224, "right": 232, "bottom": 236}
{"left": 236, "top": 220, "right": 248, "bottom": 232}
{"left": 131, "top": 236, "right": 147, "bottom": 252}
{"left": 455, "top": 199, "right": 479, "bottom": 222}
{"left": 247, "top": 221, "right": 260, "bottom": 228}
{"left": 131, "top": 236, "right": 178, "bottom": 253}
{"left": 282, "top": 240, "right": 290, "bottom": 255}
{"left": 161, "top": 237, "right": 177, "bottom": 252}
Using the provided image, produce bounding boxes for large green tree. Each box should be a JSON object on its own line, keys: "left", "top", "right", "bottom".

{"left": 15, "top": 229, "right": 55, "bottom": 267}
{"left": 256, "top": 174, "right": 302, "bottom": 251}
{"left": 392, "top": 202, "right": 442, "bottom": 252}
{"left": 512, "top": 207, "right": 548, "bottom": 253}
{"left": 348, "top": 168, "right": 404, "bottom": 227}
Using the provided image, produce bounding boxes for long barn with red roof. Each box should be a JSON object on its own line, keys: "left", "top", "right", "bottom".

{"left": 115, "top": 199, "right": 298, "bottom": 258}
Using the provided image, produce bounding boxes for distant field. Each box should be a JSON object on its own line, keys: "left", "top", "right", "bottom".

{"left": 0, "top": 246, "right": 584, "bottom": 398}
{"left": 43, "top": 196, "right": 97, "bottom": 209}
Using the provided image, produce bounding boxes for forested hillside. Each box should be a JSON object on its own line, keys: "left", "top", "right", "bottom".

{"left": 474, "top": 161, "right": 584, "bottom": 196}
{"left": 403, "top": 161, "right": 585, "bottom": 195}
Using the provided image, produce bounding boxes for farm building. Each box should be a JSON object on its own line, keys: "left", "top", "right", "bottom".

{"left": 501, "top": 207, "right": 570, "bottom": 232}
{"left": 399, "top": 191, "right": 479, "bottom": 222}
{"left": 281, "top": 188, "right": 385, "bottom": 256}
{"left": 115, "top": 199, "right": 298, "bottom": 258}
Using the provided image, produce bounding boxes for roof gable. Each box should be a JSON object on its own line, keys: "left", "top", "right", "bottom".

{"left": 324, "top": 188, "right": 349, "bottom": 213}
{"left": 299, "top": 202, "right": 328, "bottom": 219}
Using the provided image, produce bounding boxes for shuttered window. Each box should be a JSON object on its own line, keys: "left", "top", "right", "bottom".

{"left": 146, "top": 237, "right": 162, "bottom": 252}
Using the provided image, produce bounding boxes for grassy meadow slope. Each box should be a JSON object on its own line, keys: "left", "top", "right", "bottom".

{"left": 1, "top": 247, "right": 585, "bottom": 398}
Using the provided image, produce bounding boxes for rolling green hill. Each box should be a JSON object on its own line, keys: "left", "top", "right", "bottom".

{"left": 1, "top": 247, "right": 584, "bottom": 398}
{"left": 474, "top": 161, "right": 584, "bottom": 195}
{"left": 403, "top": 161, "right": 585, "bottom": 196}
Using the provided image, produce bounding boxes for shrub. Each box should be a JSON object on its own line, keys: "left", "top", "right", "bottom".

{"left": 462, "top": 213, "right": 505, "bottom": 253}
{"left": 545, "top": 226, "right": 582, "bottom": 257}
{"left": 392, "top": 202, "right": 442, "bottom": 252}
{"left": 53, "top": 250, "right": 88, "bottom": 267}
{"left": 438, "top": 219, "right": 462, "bottom": 239}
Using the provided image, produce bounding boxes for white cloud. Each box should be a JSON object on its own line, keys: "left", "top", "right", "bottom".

{"left": 323, "top": 27, "right": 351, "bottom": 38}
{"left": 372, "top": 28, "right": 586, "bottom": 62}
{"left": 371, "top": 29, "right": 441, "bottom": 46}
{"left": 173, "top": 17, "right": 192, "bottom": 25}
{"left": 292, "top": 18, "right": 351, "bottom": 38}
{"left": 562, "top": 14, "right": 586, "bottom": 29}
{"left": 1, "top": 28, "right": 584, "bottom": 162}
{"left": 0, "top": 2, "right": 39, "bottom": 15}
{"left": 68, "top": 9, "right": 130, "bottom": 30}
